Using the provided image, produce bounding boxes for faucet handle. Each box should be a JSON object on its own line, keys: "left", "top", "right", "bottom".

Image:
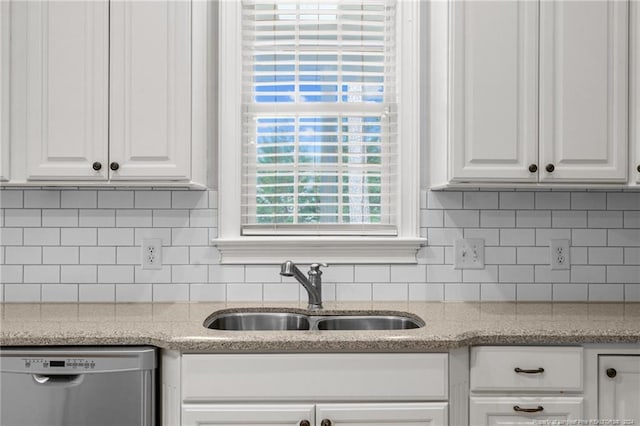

{"left": 309, "top": 262, "right": 328, "bottom": 272}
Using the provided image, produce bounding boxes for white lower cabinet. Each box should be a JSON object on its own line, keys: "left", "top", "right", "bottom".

{"left": 183, "top": 403, "right": 448, "bottom": 426}
{"left": 598, "top": 355, "right": 640, "bottom": 423}
{"left": 470, "top": 397, "right": 583, "bottom": 426}
{"left": 166, "top": 353, "right": 449, "bottom": 426}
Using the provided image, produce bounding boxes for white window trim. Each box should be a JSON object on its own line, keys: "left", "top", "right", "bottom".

{"left": 214, "top": 0, "right": 424, "bottom": 264}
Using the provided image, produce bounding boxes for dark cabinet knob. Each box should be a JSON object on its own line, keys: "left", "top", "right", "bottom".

{"left": 321, "top": 420, "right": 332, "bottom": 426}
{"left": 606, "top": 368, "right": 617, "bottom": 378}
{"left": 92, "top": 162, "right": 102, "bottom": 171}
{"left": 110, "top": 162, "right": 120, "bottom": 171}
{"left": 545, "top": 163, "right": 555, "bottom": 173}
{"left": 637, "top": 164, "right": 640, "bottom": 173}
{"left": 528, "top": 164, "right": 538, "bottom": 173}
{"left": 300, "top": 421, "right": 311, "bottom": 426}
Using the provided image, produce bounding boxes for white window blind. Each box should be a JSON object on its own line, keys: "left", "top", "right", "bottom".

{"left": 241, "top": 0, "right": 398, "bottom": 236}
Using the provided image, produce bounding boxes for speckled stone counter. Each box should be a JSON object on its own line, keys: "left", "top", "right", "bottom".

{"left": 1, "top": 302, "right": 639, "bottom": 352}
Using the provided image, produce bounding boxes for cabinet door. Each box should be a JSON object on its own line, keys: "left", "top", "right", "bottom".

{"left": 449, "top": 0, "right": 538, "bottom": 182}
{"left": 316, "top": 403, "right": 447, "bottom": 426}
{"left": 109, "top": 1, "right": 191, "bottom": 181}
{"left": 182, "top": 404, "right": 315, "bottom": 426}
{"left": 470, "top": 397, "right": 583, "bottom": 426}
{"left": 539, "top": 0, "right": 628, "bottom": 182}
{"left": 633, "top": 0, "right": 640, "bottom": 184}
{"left": 0, "top": 0, "right": 9, "bottom": 181}
{"left": 23, "top": 1, "right": 109, "bottom": 180}
{"left": 599, "top": 356, "right": 640, "bottom": 423}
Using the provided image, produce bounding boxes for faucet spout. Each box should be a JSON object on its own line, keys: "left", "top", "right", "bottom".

{"left": 279, "top": 260, "right": 324, "bottom": 311}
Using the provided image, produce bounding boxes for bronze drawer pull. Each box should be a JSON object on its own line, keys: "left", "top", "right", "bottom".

{"left": 514, "top": 367, "right": 545, "bottom": 374}
{"left": 514, "top": 405, "right": 544, "bottom": 413}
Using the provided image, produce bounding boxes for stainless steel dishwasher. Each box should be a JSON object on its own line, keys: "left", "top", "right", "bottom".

{"left": 0, "top": 346, "right": 156, "bottom": 426}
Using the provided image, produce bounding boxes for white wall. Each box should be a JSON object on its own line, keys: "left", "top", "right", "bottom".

{"left": 0, "top": 188, "right": 638, "bottom": 303}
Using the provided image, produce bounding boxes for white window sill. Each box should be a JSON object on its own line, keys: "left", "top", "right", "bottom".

{"left": 212, "top": 237, "right": 427, "bottom": 265}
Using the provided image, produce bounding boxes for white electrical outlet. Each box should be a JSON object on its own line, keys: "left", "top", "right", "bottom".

{"left": 550, "top": 239, "right": 570, "bottom": 270}
{"left": 454, "top": 238, "right": 485, "bottom": 269}
{"left": 142, "top": 239, "right": 162, "bottom": 270}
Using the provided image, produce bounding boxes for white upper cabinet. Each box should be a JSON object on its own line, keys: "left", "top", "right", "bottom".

{"left": 109, "top": 1, "right": 191, "bottom": 181}
{"left": 0, "top": 0, "right": 9, "bottom": 182}
{"left": 450, "top": 0, "right": 538, "bottom": 182}
{"left": 22, "top": 1, "right": 109, "bottom": 181}
{"left": 5, "top": 0, "right": 203, "bottom": 186}
{"left": 441, "top": 0, "right": 633, "bottom": 187}
{"left": 539, "top": 0, "right": 629, "bottom": 183}
{"left": 633, "top": 0, "right": 640, "bottom": 184}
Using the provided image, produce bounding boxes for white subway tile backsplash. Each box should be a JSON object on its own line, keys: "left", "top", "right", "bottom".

{"left": 98, "top": 228, "right": 134, "bottom": 246}
{"left": 135, "top": 191, "right": 171, "bottom": 208}
{"left": 61, "top": 191, "right": 97, "bottom": 208}
{"left": 0, "top": 190, "right": 23, "bottom": 208}
{"left": 552, "top": 211, "right": 587, "bottom": 228}
{"left": 480, "top": 283, "right": 516, "bottom": 301}
{"left": 116, "top": 210, "right": 152, "bottom": 227}
{"left": 6, "top": 247, "right": 41, "bottom": 264}
{"left": 81, "top": 247, "right": 116, "bottom": 265}
{"left": 536, "top": 192, "right": 570, "bottom": 210}
{"left": 553, "top": 283, "right": 588, "bottom": 301}
{"left": 98, "top": 191, "right": 134, "bottom": 208}
{"left": 61, "top": 265, "right": 97, "bottom": 283}
{"left": 516, "top": 283, "right": 552, "bottom": 301}
{"left": 24, "top": 265, "right": 59, "bottom": 283}
{"left": 152, "top": 284, "right": 189, "bottom": 302}
{"left": 589, "top": 283, "right": 624, "bottom": 301}
{"left": 607, "top": 193, "right": 640, "bottom": 210}
{"left": 444, "top": 210, "right": 479, "bottom": 227}
{"left": 500, "top": 192, "right": 534, "bottom": 210}
{"left": 355, "top": 265, "right": 390, "bottom": 283}
{"left": 24, "top": 228, "right": 59, "bottom": 246}
{"left": 153, "top": 210, "right": 190, "bottom": 227}
{"left": 464, "top": 192, "right": 498, "bottom": 209}
{"left": 571, "top": 193, "right": 606, "bottom": 210}
{"left": 608, "top": 229, "right": 640, "bottom": 247}
{"left": 42, "top": 284, "right": 78, "bottom": 302}
{"left": 5, "top": 209, "right": 41, "bottom": 227}
{"left": 79, "top": 284, "right": 115, "bottom": 302}
{"left": 24, "top": 190, "right": 60, "bottom": 208}
{"left": 190, "top": 283, "right": 226, "bottom": 302}
{"left": 2, "top": 187, "right": 638, "bottom": 303}
{"left": 588, "top": 211, "right": 623, "bottom": 228}
{"left": 115, "top": 284, "right": 152, "bottom": 302}
{"left": 61, "top": 228, "right": 97, "bottom": 246}
{"left": 42, "top": 209, "right": 78, "bottom": 227}
{"left": 481, "top": 211, "right": 515, "bottom": 228}
{"left": 4, "top": 284, "right": 41, "bottom": 302}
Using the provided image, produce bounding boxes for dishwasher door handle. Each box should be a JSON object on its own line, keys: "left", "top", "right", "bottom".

{"left": 32, "top": 374, "right": 84, "bottom": 387}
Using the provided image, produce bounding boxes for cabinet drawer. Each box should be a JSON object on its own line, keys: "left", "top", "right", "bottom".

{"left": 470, "top": 396, "right": 584, "bottom": 425}
{"left": 470, "top": 346, "right": 583, "bottom": 392}
{"left": 182, "top": 353, "right": 448, "bottom": 402}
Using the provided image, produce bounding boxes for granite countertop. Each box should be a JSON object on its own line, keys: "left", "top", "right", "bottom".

{"left": 1, "top": 302, "right": 639, "bottom": 352}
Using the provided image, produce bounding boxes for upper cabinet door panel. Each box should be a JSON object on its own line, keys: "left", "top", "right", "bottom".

{"left": 1, "top": 1, "right": 9, "bottom": 182}
{"left": 109, "top": 1, "right": 191, "bottom": 181}
{"left": 540, "top": 0, "right": 629, "bottom": 183}
{"left": 450, "top": 0, "right": 538, "bottom": 182}
{"left": 633, "top": 0, "right": 640, "bottom": 184}
{"left": 25, "top": 1, "right": 109, "bottom": 180}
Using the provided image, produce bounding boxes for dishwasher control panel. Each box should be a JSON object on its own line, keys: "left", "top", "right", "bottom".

{"left": 22, "top": 358, "right": 97, "bottom": 370}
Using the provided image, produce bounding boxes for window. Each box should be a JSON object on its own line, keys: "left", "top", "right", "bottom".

{"left": 216, "top": 0, "right": 423, "bottom": 263}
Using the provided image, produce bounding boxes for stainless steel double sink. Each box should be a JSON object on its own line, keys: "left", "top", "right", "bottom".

{"left": 204, "top": 310, "right": 424, "bottom": 331}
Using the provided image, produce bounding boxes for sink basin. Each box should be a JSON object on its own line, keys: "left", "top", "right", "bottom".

{"left": 204, "top": 311, "right": 424, "bottom": 331}
{"left": 315, "top": 315, "right": 423, "bottom": 331}
{"left": 204, "top": 312, "right": 311, "bottom": 331}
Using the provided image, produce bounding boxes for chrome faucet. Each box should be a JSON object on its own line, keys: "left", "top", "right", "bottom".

{"left": 280, "top": 260, "right": 327, "bottom": 311}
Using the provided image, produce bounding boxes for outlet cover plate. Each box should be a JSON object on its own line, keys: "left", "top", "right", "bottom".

{"left": 454, "top": 238, "right": 485, "bottom": 269}
{"left": 142, "top": 238, "right": 163, "bottom": 270}
{"left": 550, "top": 239, "right": 570, "bottom": 270}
